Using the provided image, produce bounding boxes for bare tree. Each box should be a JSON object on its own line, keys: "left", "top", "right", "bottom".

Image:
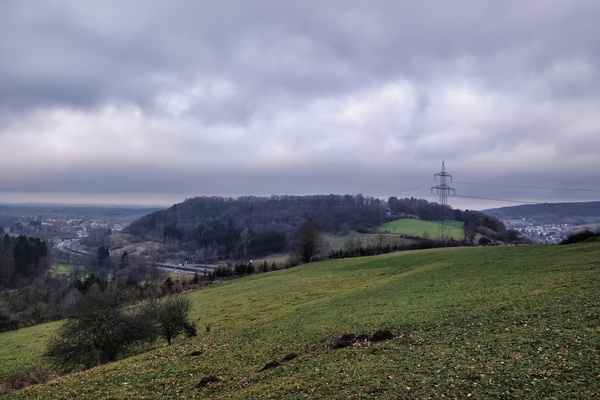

{"left": 463, "top": 214, "right": 478, "bottom": 245}
{"left": 291, "top": 220, "right": 327, "bottom": 264}
{"left": 143, "top": 295, "right": 197, "bottom": 345}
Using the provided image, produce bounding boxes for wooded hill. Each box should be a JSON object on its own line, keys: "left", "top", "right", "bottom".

{"left": 127, "top": 195, "right": 388, "bottom": 261}
{"left": 126, "top": 195, "right": 511, "bottom": 262}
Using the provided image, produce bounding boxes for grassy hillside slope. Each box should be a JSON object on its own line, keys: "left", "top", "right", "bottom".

{"left": 379, "top": 218, "right": 464, "bottom": 240}
{"left": 3, "top": 243, "right": 599, "bottom": 399}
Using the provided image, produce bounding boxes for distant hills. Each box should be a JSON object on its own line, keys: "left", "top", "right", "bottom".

{"left": 0, "top": 204, "right": 163, "bottom": 220}
{"left": 484, "top": 201, "right": 600, "bottom": 225}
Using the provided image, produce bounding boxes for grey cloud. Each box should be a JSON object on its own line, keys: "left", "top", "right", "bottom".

{"left": 1, "top": 1, "right": 599, "bottom": 209}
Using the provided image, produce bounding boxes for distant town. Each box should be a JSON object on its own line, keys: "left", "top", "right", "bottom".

{"left": 503, "top": 218, "right": 577, "bottom": 244}
{"left": 2, "top": 214, "right": 129, "bottom": 241}
{"left": 0, "top": 206, "right": 159, "bottom": 263}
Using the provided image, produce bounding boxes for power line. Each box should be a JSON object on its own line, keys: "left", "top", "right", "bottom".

{"left": 391, "top": 180, "right": 435, "bottom": 197}
{"left": 451, "top": 160, "right": 600, "bottom": 166}
{"left": 454, "top": 194, "right": 540, "bottom": 205}
{"left": 454, "top": 194, "right": 600, "bottom": 209}
{"left": 454, "top": 181, "right": 600, "bottom": 193}
{"left": 392, "top": 180, "right": 598, "bottom": 210}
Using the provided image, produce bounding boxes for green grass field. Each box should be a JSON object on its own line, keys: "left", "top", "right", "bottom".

{"left": 379, "top": 218, "right": 465, "bottom": 240}
{"left": 50, "top": 264, "right": 85, "bottom": 276}
{"left": 2, "top": 243, "right": 599, "bottom": 398}
{"left": 324, "top": 231, "right": 416, "bottom": 252}
{"left": 0, "top": 322, "right": 60, "bottom": 385}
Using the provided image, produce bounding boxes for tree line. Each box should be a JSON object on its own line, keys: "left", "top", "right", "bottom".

{"left": 0, "top": 258, "right": 202, "bottom": 333}
{"left": 0, "top": 234, "right": 49, "bottom": 290}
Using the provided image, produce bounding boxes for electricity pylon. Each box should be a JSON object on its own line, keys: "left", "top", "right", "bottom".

{"left": 431, "top": 161, "right": 455, "bottom": 244}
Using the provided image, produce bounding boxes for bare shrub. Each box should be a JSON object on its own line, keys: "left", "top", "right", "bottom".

{"left": 142, "top": 295, "right": 197, "bottom": 345}
{"left": 44, "top": 285, "right": 156, "bottom": 372}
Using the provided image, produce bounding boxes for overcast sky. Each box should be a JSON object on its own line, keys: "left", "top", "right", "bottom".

{"left": 1, "top": 1, "right": 599, "bottom": 210}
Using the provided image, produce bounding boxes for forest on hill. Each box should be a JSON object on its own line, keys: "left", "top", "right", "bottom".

{"left": 127, "top": 195, "right": 389, "bottom": 261}
{"left": 126, "top": 194, "right": 512, "bottom": 263}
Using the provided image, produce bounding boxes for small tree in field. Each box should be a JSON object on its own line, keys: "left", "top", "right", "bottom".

{"left": 44, "top": 285, "right": 155, "bottom": 371}
{"left": 143, "top": 295, "right": 197, "bottom": 345}
{"left": 291, "top": 220, "right": 327, "bottom": 264}
{"left": 45, "top": 288, "right": 198, "bottom": 371}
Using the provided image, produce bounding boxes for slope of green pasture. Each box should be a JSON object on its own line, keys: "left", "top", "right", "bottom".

{"left": 0, "top": 322, "right": 60, "bottom": 384}
{"left": 3, "top": 243, "right": 599, "bottom": 399}
{"left": 379, "top": 218, "right": 464, "bottom": 239}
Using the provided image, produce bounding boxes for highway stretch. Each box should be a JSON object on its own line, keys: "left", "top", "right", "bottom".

{"left": 56, "top": 238, "right": 90, "bottom": 255}
{"left": 56, "top": 239, "right": 217, "bottom": 275}
{"left": 155, "top": 263, "right": 217, "bottom": 275}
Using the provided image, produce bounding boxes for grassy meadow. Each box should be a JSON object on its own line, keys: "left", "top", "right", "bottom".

{"left": 324, "top": 230, "right": 416, "bottom": 252}
{"left": 1, "top": 242, "right": 599, "bottom": 399}
{"left": 50, "top": 264, "right": 85, "bottom": 276}
{"left": 379, "top": 219, "right": 465, "bottom": 240}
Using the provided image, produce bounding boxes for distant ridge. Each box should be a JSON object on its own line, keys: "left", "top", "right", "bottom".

{"left": 484, "top": 201, "right": 600, "bottom": 225}
{"left": 0, "top": 204, "right": 163, "bottom": 219}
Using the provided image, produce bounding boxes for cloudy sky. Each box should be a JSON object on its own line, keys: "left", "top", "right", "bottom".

{"left": 1, "top": 1, "right": 599, "bottom": 210}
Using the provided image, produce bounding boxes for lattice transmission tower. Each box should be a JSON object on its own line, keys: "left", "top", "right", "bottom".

{"left": 431, "top": 161, "right": 455, "bottom": 244}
